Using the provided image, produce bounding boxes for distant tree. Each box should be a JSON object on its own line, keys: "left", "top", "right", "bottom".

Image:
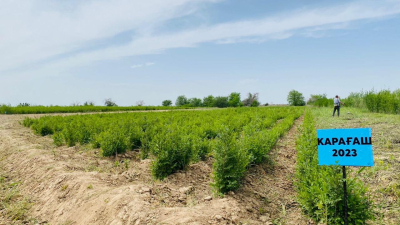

{"left": 188, "top": 98, "right": 202, "bottom": 107}
{"left": 251, "top": 100, "right": 260, "bottom": 107}
{"left": 287, "top": 90, "right": 305, "bottom": 106}
{"left": 307, "top": 94, "right": 332, "bottom": 107}
{"left": 17, "top": 103, "right": 30, "bottom": 107}
{"left": 242, "top": 93, "right": 259, "bottom": 106}
{"left": 214, "top": 96, "right": 229, "bottom": 108}
{"left": 104, "top": 98, "right": 117, "bottom": 107}
{"left": 264, "top": 103, "right": 269, "bottom": 106}
{"left": 70, "top": 102, "right": 81, "bottom": 106}
{"left": 162, "top": 100, "right": 172, "bottom": 106}
{"left": 175, "top": 95, "right": 189, "bottom": 106}
{"left": 307, "top": 94, "right": 327, "bottom": 105}
{"left": 83, "top": 101, "right": 95, "bottom": 106}
{"left": 228, "top": 92, "right": 241, "bottom": 107}
{"left": 136, "top": 100, "right": 145, "bottom": 106}
{"left": 203, "top": 95, "right": 215, "bottom": 107}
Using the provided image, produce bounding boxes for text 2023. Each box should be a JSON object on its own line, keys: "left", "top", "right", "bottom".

{"left": 332, "top": 149, "right": 357, "bottom": 157}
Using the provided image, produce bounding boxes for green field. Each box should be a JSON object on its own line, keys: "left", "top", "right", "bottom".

{"left": 20, "top": 106, "right": 400, "bottom": 224}
{"left": 23, "top": 107, "right": 302, "bottom": 192}
{"left": 0, "top": 105, "right": 193, "bottom": 114}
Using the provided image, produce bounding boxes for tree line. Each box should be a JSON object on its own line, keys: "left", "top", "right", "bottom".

{"left": 162, "top": 92, "right": 262, "bottom": 108}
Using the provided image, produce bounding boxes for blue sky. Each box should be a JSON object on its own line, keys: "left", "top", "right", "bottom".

{"left": 1, "top": 0, "right": 400, "bottom": 106}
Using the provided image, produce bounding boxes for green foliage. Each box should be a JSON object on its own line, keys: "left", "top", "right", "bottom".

{"left": 25, "top": 107, "right": 303, "bottom": 182}
{"left": 307, "top": 94, "right": 332, "bottom": 107}
{"left": 342, "top": 92, "right": 366, "bottom": 108}
{"left": 127, "top": 126, "right": 143, "bottom": 150}
{"left": 104, "top": 98, "right": 117, "bottom": 107}
{"left": 162, "top": 100, "right": 172, "bottom": 106}
{"left": 214, "top": 96, "right": 229, "bottom": 108}
{"left": 203, "top": 95, "right": 215, "bottom": 107}
{"left": 17, "top": 103, "right": 30, "bottom": 107}
{"left": 83, "top": 101, "right": 95, "bottom": 106}
{"left": 228, "top": 92, "right": 241, "bottom": 107}
{"left": 99, "top": 130, "right": 128, "bottom": 156}
{"left": 150, "top": 127, "right": 192, "bottom": 180}
{"left": 191, "top": 136, "right": 211, "bottom": 161}
{"left": 31, "top": 120, "right": 54, "bottom": 136}
{"left": 0, "top": 104, "right": 12, "bottom": 114}
{"left": 175, "top": 95, "right": 189, "bottom": 106}
{"left": 0, "top": 105, "right": 188, "bottom": 114}
{"left": 52, "top": 133, "right": 64, "bottom": 146}
{"left": 212, "top": 129, "right": 249, "bottom": 194}
{"left": 365, "top": 89, "right": 400, "bottom": 114}
{"left": 62, "top": 122, "right": 78, "bottom": 147}
{"left": 250, "top": 100, "right": 260, "bottom": 107}
{"left": 295, "top": 110, "right": 374, "bottom": 224}
{"left": 22, "top": 117, "right": 34, "bottom": 127}
{"left": 287, "top": 90, "right": 305, "bottom": 106}
{"left": 342, "top": 89, "right": 400, "bottom": 114}
{"left": 188, "top": 98, "right": 202, "bottom": 107}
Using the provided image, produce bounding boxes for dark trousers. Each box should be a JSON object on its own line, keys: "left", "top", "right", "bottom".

{"left": 333, "top": 106, "right": 340, "bottom": 116}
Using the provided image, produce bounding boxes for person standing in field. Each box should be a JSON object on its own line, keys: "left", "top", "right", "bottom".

{"left": 332, "top": 95, "right": 343, "bottom": 117}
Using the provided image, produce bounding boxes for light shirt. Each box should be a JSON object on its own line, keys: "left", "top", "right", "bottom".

{"left": 334, "top": 98, "right": 340, "bottom": 106}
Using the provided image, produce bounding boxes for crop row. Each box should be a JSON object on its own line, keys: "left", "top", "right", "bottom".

{"left": 295, "top": 110, "right": 373, "bottom": 224}
{"left": 0, "top": 105, "right": 192, "bottom": 114}
{"left": 23, "top": 107, "right": 303, "bottom": 193}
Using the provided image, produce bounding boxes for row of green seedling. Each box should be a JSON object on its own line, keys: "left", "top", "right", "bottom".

{"left": 294, "top": 110, "right": 374, "bottom": 224}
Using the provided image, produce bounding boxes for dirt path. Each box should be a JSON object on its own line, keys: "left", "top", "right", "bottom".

{"left": 229, "top": 116, "right": 310, "bottom": 225}
{"left": 0, "top": 114, "right": 308, "bottom": 224}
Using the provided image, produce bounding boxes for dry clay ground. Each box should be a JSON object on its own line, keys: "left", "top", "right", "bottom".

{"left": 0, "top": 113, "right": 309, "bottom": 225}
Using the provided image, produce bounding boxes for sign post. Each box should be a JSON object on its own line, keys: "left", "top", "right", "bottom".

{"left": 317, "top": 128, "right": 374, "bottom": 225}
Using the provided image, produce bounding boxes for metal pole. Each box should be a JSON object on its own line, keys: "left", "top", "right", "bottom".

{"left": 342, "top": 166, "right": 348, "bottom": 225}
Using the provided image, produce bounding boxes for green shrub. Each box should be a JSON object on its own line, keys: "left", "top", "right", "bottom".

{"left": 307, "top": 94, "right": 332, "bottom": 107}
{"left": 91, "top": 134, "right": 101, "bottom": 148}
{"left": 76, "top": 123, "right": 92, "bottom": 145}
{"left": 52, "top": 133, "right": 64, "bottom": 147}
{"left": 22, "top": 117, "right": 34, "bottom": 127}
{"left": 127, "top": 126, "right": 143, "bottom": 150}
{"left": 212, "top": 129, "right": 249, "bottom": 194}
{"left": 0, "top": 104, "right": 12, "bottom": 114}
{"left": 150, "top": 128, "right": 192, "bottom": 180}
{"left": 62, "top": 124, "right": 77, "bottom": 147}
{"left": 99, "top": 130, "right": 128, "bottom": 157}
{"left": 191, "top": 136, "right": 211, "bottom": 161}
{"left": 342, "top": 89, "right": 400, "bottom": 114}
{"left": 32, "top": 121, "right": 54, "bottom": 136}
{"left": 295, "top": 110, "right": 374, "bottom": 224}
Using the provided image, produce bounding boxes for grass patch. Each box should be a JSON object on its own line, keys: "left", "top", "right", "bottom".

{"left": 0, "top": 175, "right": 32, "bottom": 222}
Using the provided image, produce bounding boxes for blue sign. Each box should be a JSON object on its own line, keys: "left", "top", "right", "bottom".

{"left": 317, "top": 128, "right": 374, "bottom": 166}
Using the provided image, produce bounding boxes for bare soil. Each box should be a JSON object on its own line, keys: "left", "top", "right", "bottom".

{"left": 0, "top": 114, "right": 307, "bottom": 225}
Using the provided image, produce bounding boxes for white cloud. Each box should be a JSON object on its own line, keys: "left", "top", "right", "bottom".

{"left": 130, "top": 62, "right": 155, "bottom": 69}
{"left": 131, "top": 64, "right": 143, "bottom": 69}
{"left": 0, "top": 0, "right": 218, "bottom": 72}
{"left": 145, "top": 62, "right": 155, "bottom": 66}
{"left": 2, "top": 0, "right": 400, "bottom": 77}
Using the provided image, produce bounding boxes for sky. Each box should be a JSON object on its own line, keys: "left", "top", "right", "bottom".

{"left": 1, "top": 0, "right": 400, "bottom": 106}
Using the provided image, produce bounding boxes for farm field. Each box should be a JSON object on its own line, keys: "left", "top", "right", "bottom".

{"left": 0, "top": 107, "right": 399, "bottom": 224}
{"left": 0, "top": 105, "right": 193, "bottom": 115}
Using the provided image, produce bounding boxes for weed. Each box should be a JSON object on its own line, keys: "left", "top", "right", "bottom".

{"left": 124, "top": 159, "right": 130, "bottom": 169}
{"left": 0, "top": 175, "right": 32, "bottom": 222}
{"left": 61, "top": 184, "right": 68, "bottom": 191}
